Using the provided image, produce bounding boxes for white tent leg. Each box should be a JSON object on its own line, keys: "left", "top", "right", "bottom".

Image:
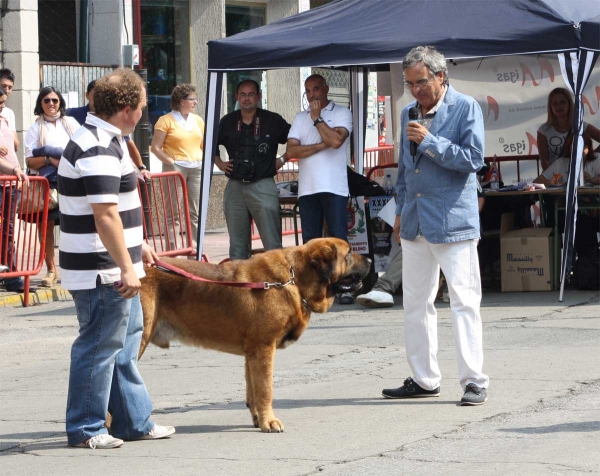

{"left": 351, "top": 67, "right": 367, "bottom": 175}
{"left": 197, "top": 71, "right": 223, "bottom": 259}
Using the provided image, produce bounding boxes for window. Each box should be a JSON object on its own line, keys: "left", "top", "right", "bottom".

{"left": 225, "top": 4, "right": 267, "bottom": 113}
{"left": 38, "top": 0, "right": 78, "bottom": 62}
{"left": 141, "top": 0, "right": 191, "bottom": 127}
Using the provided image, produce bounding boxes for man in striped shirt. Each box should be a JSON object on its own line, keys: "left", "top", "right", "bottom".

{"left": 58, "top": 69, "right": 175, "bottom": 449}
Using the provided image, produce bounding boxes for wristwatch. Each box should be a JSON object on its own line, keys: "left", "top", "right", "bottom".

{"left": 278, "top": 156, "right": 286, "bottom": 165}
{"left": 138, "top": 164, "right": 147, "bottom": 170}
{"left": 44, "top": 156, "right": 51, "bottom": 165}
{"left": 313, "top": 116, "right": 325, "bottom": 126}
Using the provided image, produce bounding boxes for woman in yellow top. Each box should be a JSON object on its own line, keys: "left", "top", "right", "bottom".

{"left": 151, "top": 84, "right": 204, "bottom": 252}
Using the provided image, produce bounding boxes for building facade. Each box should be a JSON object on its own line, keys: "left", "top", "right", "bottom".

{"left": 1, "top": 0, "right": 308, "bottom": 229}
{"left": 0, "top": 0, "right": 303, "bottom": 161}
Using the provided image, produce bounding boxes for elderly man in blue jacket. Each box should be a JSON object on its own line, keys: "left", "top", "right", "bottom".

{"left": 382, "top": 46, "right": 489, "bottom": 406}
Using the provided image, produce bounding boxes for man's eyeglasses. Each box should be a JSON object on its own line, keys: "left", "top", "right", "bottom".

{"left": 403, "top": 77, "right": 434, "bottom": 91}
{"left": 237, "top": 93, "right": 257, "bottom": 99}
{"left": 43, "top": 98, "right": 60, "bottom": 105}
{"left": 183, "top": 97, "right": 198, "bottom": 102}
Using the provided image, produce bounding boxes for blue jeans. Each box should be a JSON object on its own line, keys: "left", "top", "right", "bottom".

{"left": 66, "top": 279, "right": 154, "bottom": 444}
{"left": 0, "top": 186, "right": 23, "bottom": 289}
{"left": 299, "top": 192, "right": 348, "bottom": 243}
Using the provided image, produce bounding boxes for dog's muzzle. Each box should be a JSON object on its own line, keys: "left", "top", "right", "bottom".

{"left": 332, "top": 273, "right": 365, "bottom": 295}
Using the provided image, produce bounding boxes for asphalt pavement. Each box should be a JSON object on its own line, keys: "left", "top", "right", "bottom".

{"left": 1, "top": 287, "right": 599, "bottom": 475}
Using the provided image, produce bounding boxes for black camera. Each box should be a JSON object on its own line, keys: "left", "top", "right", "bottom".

{"left": 233, "top": 158, "right": 255, "bottom": 182}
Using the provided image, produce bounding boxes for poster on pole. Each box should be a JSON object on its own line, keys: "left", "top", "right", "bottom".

{"left": 368, "top": 196, "right": 400, "bottom": 273}
{"left": 347, "top": 196, "right": 369, "bottom": 255}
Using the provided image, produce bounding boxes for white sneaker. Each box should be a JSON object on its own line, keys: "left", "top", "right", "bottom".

{"left": 138, "top": 424, "right": 176, "bottom": 440}
{"left": 356, "top": 289, "right": 394, "bottom": 308}
{"left": 72, "top": 434, "right": 124, "bottom": 449}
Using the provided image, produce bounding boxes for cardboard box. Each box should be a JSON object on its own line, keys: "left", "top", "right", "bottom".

{"left": 500, "top": 214, "right": 553, "bottom": 292}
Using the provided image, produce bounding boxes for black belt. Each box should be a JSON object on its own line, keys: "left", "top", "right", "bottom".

{"left": 230, "top": 176, "right": 273, "bottom": 183}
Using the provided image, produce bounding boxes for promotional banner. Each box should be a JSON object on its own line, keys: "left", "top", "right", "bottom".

{"left": 396, "top": 55, "right": 600, "bottom": 184}
{"left": 368, "top": 196, "right": 400, "bottom": 272}
{"left": 347, "top": 196, "right": 369, "bottom": 255}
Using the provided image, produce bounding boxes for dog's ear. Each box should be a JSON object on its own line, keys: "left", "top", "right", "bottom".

{"left": 309, "top": 242, "right": 338, "bottom": 283}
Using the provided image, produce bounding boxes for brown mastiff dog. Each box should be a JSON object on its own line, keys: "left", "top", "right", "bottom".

{"left": 139, "top": 238, "right": 371, "bottom": 433}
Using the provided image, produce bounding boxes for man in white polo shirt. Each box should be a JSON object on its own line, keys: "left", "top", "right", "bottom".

{"left": 287, "top": 74, "right": 354, "bottom": 303}
{"left": 287, "top": 74, "right": 352, "bottom": 243}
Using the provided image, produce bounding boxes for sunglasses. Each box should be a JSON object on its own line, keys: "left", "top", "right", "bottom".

{"left": 43, "top": 98, "right": 60, "bottom": 105}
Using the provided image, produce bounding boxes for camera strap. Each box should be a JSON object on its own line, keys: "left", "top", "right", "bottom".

{"left": 236, "top": 110, "right": 261, "bottom": 142}
{"left": 234, "top": 111, "right": 262, "bottom": 182}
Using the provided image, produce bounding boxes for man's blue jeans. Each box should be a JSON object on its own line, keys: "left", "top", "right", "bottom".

{"left": 299, "top": 192, "right": 348, "bottom": 243}
{"left": 66, "top": 279, "right": 154, "bottom": 444}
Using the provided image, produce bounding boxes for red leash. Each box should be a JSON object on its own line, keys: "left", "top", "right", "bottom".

{"left": 154, "top": 259, "right": 296, "bottom": 290}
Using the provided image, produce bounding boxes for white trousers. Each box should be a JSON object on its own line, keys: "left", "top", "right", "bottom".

{"left": 401, "top": 236, "right": 489, "bottom": 391}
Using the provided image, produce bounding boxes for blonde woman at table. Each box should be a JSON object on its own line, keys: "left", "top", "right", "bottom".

{"left": 25, "top": 87, "right": 80, "bottom": 287}
{"left": 537, "top": 88, "right": 600, "bottom": 172}
{"left": 151, "top": 84, "right": 204, "bottom": 252}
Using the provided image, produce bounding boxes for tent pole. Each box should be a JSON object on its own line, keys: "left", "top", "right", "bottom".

{"left": 557, "top": 50, "right": 599, "bottom": 301}
{"left": 351, "top": 67, "right": 367, "bottom": 175}
{"left": 197, "top": 71, "right": 223, "bottom": 259}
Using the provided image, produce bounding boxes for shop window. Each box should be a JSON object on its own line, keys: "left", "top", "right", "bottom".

{"left": 38, "top": 0, "right": 78, "bottom": 62}
{"left": 225, "top": 4, "right": 267, "bottom": 113}
{"left": 141, "top": 0, "right": 191, "bottom": 127}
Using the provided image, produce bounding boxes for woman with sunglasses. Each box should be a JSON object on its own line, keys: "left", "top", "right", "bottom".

{"left": 24, "top": 87, "right": 80, "bottom": 287}
{"left": 151, "top": 83, "right": 204, "bottom": 253}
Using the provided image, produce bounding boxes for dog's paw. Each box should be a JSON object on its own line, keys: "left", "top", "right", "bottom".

{"left": 260, "top": 418, "right": 284, "bottom": 433}
{"left": 251, "top": 413, "right": 259, "bottom": 428}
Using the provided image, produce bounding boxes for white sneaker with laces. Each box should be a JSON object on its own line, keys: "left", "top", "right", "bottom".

{"left": 138, "top": 424, "right": 176, "bottom": 440}
{"left": 356, "top": 289, "right": 394, "bottom": 308}
{"left": 72, "top": 434, "right": 124, "bottom": 449}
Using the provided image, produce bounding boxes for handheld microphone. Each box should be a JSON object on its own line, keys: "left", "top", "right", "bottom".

{"left": 408, "top": 107, "right": 419, "bottom": 158}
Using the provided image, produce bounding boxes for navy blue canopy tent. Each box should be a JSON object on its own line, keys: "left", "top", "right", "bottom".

{"left": 198, "top": 0, "right": 600, "bottom": 300}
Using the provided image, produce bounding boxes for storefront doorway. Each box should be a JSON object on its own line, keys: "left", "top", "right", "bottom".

{"left": 140, "top": 0, "right": 191, "bottom": 127}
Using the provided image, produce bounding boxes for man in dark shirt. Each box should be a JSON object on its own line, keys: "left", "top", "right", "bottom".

{"left": 214, "top": 80, "right": 290, "bottom": 260}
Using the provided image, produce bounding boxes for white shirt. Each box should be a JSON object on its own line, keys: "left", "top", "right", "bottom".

{"left": 0, "top": 106, "right": 16, "bottom": 131}
{"left": 542, "top": 153, "right": 600, "bottom": 185}
{"left": 538, "top": 122, "right": 590, "bottom": 166}
{"left": 541, "top": 157, "right": 570, "bottom": 183}
{"left": 584, "top": 153, "right": 600, "bottom": 182}
{"left": 24, "top": 116, "right": 81, "bottom": 160}
{"left": 58, "top": 114, "right": 144, "bottom": 290}
{"left": 288, "top": 101, "right": 353, "bottom": 198}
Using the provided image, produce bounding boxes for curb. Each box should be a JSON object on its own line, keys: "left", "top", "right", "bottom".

{"left": 0, "top": 286, "right": 73, "bottom": 307}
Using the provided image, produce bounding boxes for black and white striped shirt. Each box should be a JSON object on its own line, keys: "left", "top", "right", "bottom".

{"left": 57, "top": 114, "right": 144, "bottom": 290}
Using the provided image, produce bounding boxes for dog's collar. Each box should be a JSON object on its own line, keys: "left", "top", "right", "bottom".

{"left": 301, "top": 298, "right": 313, "bottom": 311}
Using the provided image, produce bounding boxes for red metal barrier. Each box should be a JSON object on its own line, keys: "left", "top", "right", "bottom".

{"left": 138, "top": 172, "right": 196, "bottom": 258}
{"left": 366, "top": 163, "right": 398, "bottom": 181}
{"left": 364, "top": 146, "right": 395, "bottom": 178}
{"left": 493, "top": 155, "right": 541, "bottom": 183}
{"left": 366, "top": 152, "right": 540, "bottom": 184}
{"left": 0, "top": 176, "right": 49, "bottom": 306}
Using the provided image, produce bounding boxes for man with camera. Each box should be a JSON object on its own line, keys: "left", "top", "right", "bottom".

{"left": 214, "top": 80, "right": 290, "bottom": 260}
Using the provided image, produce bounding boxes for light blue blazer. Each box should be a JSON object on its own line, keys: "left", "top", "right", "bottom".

{"left": 395, "top": 85, "right": 485, "bottom": 243}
